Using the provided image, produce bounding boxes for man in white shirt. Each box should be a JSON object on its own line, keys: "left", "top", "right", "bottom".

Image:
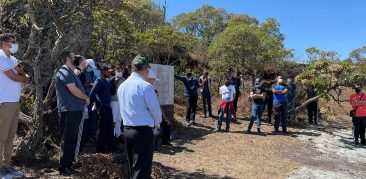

{"left": 214, "top": 78, "right": 236, "bottom": 132}
{"left": 0, "top": 33, "right": 29, "bottom": 178}
{"left": 117, "top": 55, "right": 162, "bottom": 179}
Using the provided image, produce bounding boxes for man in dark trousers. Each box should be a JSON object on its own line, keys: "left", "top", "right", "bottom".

{"left": 55, "top": 51, "right": 90, "bottom": 176}
{"left": 272, "top": 76, "right": 288, "bottom": 133}
{"left": 118, "top": 55, "right": 162, "bottom": 179}
{"left": 263, "top": 78, "right": 274, "bottom": 124}
{"left": 199, "top": 71, "right": 214, "bottom": 118}
{"left": 306, "top": 86, "right": 318, "bottom": 125}
{"left": 349, "top": 84, "right": 366, "bottom": 145}
{"left": 175, "top": 70, "right": 200, "bottom": 126}
{"left": 230, "top": 71, "right": 242, "bottom": 121}
{"left": 89, "top": 65, "right": 116, "bottom": 153}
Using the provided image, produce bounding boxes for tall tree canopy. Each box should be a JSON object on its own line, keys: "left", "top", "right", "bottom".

{"left": 207, "top": 17, "right": 292, "bottom": 80}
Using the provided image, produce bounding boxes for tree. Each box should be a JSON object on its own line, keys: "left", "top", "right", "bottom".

{"left": 297, "top": 49, "right": 366, "bottom": 108}
{"left": 207, "top": 18, "right": 291, "bottom": 82}
{"left": 134, "top": 25, "right": 203, "bottom": 70}
{"left": 172, "top": 4, "right": 228, "bottom": 43}
{"left": 89, "top": 0, "right": 165, "bottom": 66}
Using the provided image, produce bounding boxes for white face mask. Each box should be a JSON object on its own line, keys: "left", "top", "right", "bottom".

{"left": 116, "top": 72, "right": 123, "bottom": 78}
{"left": 9, "top": 43, "right": 19, "bottom": 54}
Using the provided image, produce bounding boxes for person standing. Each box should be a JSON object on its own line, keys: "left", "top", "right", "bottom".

{"left": 247, "top": 78, "right": 266, "bottom": 133}
{"left": 175, "top": 70, "right": 200, "bottom": 126}
{"left": 118, "top": 55, "right": 162, "bottom": 179}
{"left": 263, "top": 79, "right": 274, "bottom": 124}
{"left": 89, "top": 65, "right": 116, "bottom": 153}
{"left": 230, "top": 71, "right": 242, "bottom": 120}
{"left": 306, "top": 86, "right": 318, "bottom": 125}
{"left": 199, "top": 71, "right": 214, "bottom": 118}
{"left": 272, "top": 76, "right": 288, "bottom": 133}
{"left": 214, "top": 78, "right": 236, "bottom": 132}
{"left": 56, "top": 51, "right": 90, "bottom": 176}
{"left": 0, "top": 33, "right": 29, "bottom": 178}
{"left": 349, "top": 84, "right": 366, "bottom": 145}
{"left": 147, "top": 70, "right": 171, "bottom": 146}
{"left": 287, "top": 78, "right": 296, "bottom": 120}
{"left": 84, "top": 59, "right": 98, "bottom": 139}
{"left": 110, "top": 66, "right": 125, "bottom": 139}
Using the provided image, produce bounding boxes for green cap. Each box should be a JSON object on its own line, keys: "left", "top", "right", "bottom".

{"left": 131, "top": 55, "right": 150, "bottom": 68}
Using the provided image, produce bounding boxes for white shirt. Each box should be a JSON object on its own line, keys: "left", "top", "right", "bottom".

{"left": 219, "top": 85, "right": 236, "bottom": 102}
{"left": 0, "top": 50, "right": 21, "bottom": 102}
{"left": 117, "top": 72, "right": 162, "bottom": 127}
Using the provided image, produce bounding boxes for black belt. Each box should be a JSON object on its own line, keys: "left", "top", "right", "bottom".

{"left": 124, "top": 126, "right": 152, "bottom": 129}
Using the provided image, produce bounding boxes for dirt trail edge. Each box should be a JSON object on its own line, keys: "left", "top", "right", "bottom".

{"left": 288, "top": 125, "right": 366, "bottom": 179}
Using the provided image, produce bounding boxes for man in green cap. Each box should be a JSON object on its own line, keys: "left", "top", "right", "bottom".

{"left": 118, "top": 55, "right": 162, "bottom": 179}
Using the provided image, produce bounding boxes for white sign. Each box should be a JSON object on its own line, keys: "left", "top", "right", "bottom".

{"left": 149, "top": 64, "right": 174, "bottom": 105}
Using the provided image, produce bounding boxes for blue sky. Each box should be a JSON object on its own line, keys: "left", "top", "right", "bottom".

{"left": 154, "top": 0, "right": 366, "bottom": 61}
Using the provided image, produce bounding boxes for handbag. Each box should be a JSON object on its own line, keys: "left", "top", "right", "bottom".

{"left": 350, "top": 93, "right": 364, "bottom": 117}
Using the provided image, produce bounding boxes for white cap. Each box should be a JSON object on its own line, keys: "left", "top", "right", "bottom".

{"left": 148, "top": 70, "right": 160, "bottom": 81}
{"left": 86, "top": 59, "right": 97, "bottom": 69}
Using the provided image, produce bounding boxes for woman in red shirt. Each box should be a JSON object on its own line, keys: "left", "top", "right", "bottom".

{"left": 349, "top": 84, "right": 366, "bottom": 145}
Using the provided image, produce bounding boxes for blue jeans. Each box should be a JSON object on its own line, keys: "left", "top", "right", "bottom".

{"left": 217, "top": 102, "right": 231, "bottom": 130}
{"left": 274, "top": 102, "right": 287, "bottom": 131}
{"left": 248, "top": 103, "right": 264, "bottom": 130}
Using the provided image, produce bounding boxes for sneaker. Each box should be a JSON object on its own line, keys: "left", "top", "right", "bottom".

{"left": 213, "top": 128, "right": 221, "bottom": 132}
{"left": 186, "top": 121, "right": 192, "bottom": 126}
{"left": 225, "top": 128, "right": 230, "bottom": 132}
{"left": 354, "top": 140, "right": 360, "bottom": 145}
{"left": 257, "top": 128, "right": 261, "bottom": 133}
{"left": 190, "top": 121, "right": 196, "bottom": 125}
{"left": 3, "top": 167, "right": 24, "bottom": 178}
{"left": 209, "top": 114, "right": 215, "bottom": 118}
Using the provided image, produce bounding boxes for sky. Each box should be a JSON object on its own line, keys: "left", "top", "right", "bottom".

{"left": 154, "top": 0, "right": 366, "bottom": 61}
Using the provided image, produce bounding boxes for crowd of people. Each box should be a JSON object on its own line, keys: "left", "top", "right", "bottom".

{"left": 175, "top": 70, "right": 366, "bottom": 146}
{"left": 55, "top": 53, "right": 173, "bottom": 177}
{"left": 0, "top": 32, "right": 365, "bottom": 179}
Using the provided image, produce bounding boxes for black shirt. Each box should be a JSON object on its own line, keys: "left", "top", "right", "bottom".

{"left": 251, "top": 86, "right": 265, "bottom": 104}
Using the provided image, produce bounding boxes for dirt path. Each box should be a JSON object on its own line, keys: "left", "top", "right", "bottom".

{"left": 153, "top": 113, "right": 366, "bottom": 179}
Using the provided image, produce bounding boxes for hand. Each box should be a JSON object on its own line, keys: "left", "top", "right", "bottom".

{"left": 22, "top": 74, "right": 30, "bottom": 83}
{"left": 86, "top": 83, "right": 93, "bottom": 88}
{"left": 84, "top": 97, "right": 90, "bottom": 106}
{"left": 15, "top": 64, "right": 25, "bottom": 75}
{"left": 153, "top": 126, "right": 160, "bottom": 136}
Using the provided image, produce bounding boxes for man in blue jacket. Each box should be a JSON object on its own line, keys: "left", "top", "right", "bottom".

{"left": 89, "top": 65, "right": 116, "bottom": 153}
{"left": 175, "top": 70, "right": 200, "bottom": 126}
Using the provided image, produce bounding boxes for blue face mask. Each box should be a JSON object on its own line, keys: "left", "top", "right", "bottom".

{"left": 86, "top": 67, "right": 93, "bottom": 72}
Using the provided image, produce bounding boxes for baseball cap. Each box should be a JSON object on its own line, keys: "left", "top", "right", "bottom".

{"left": 101, "top": 65, "right": 113, "bottom": 73}
{"left": 131, "top": 55, "right": 150, "bottom": 68}
{"left": 148, "top": 70, "right": 160, "bottom": 81}
{"left": 95, "top": 55, "right": 107, "bottom": 62}
{"left": 354, "top": 84, "right": 362, "bottom": 89}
